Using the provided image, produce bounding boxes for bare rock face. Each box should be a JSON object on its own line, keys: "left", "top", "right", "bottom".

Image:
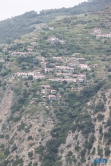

{"left": 57, "top": 87, "right": 111, "bottom": 166}
{"left": 0, "top": 81, "right": 55, "bottom": 165}
{"left": 0, "top": 85, "right": 13, "bottom": 131}
{"left": 1, "top": 81, "right": 111, "bottom": 166}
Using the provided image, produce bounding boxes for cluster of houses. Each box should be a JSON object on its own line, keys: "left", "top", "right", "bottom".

{"left": 49, "top": 73, "right": 86, "bottom": 83}
{"left": 93, "top": 29, "right": 111, "bottom": 39}
{"left": 50, "top": 56, "right": 89, "bottom": 83}
{"left": 13, "top": 53, "right": 90, "bottom": 84}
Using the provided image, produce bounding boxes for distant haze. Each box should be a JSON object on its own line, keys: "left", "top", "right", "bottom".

{"left": 0, "top": 0, "right": 87, "bottom": 21}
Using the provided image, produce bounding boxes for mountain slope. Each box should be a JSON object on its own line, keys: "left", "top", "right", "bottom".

{"left": 0, "top": 0, "right": 111, "bottom": 44}
{"left": 68, "top": 0, "right": 111, "bottom": 14}
{"left": 0, "top": 3, "right": 111, "bottom": 166}
{"left": 40, "top": 0, "right": 111, "bottom": 15}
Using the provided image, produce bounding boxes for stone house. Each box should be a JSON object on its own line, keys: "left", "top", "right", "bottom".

{"left": 51, "top": 90, "right": 56, "bottom": 94}
{"left": 48, "top": 95, "right": 56, "bottom": 101}
{"left": 14, "top": 71, "right": 44, "bottom": 79}
{"left": 47, "top": 37, "right": 59, "bottom": 44}
{"left": 41, "top": 85, "right": 51, "bottom": 94}
{"left": 96, "top": 34, "right": 111, "bottom": 39}
{"left": 79, "top": 64, "right": 90, "bottom": 70}
{"left": 55, "top": 66, "right": 74, "bottom": 73}
{"left": 94, "top": 29, "right": 102, "bottom": 34}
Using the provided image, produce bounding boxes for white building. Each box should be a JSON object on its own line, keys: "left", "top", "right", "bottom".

{"left": 94, "top": 29, "right": 102, "bottom": 34}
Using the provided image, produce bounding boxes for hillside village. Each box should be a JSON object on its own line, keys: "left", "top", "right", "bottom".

{"left": 1, "top": 3, "right": 111, "bottom": 166}
{"left": 13, "top": 55, "right": 89, "bottom": 82}
{"left": 11, "top": 53, "right": 91, "bottom": 102}
{"left": 4, "top": 44, "right": 91, "bottom": 103}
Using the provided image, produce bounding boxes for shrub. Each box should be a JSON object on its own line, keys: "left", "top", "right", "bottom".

{"left": 12, "top": 157, "right": 23, "bottom": 166}
{"left": 28, "top": 161, "right": 32, "bottom": 166}
{"left": 17, "top": 121, "right": 25, "bottom": 131}
{"left": 0, "top": 134, "right": 4, "bottom": 138}
{"left": 92, "top": 147, "right": 95, "bottom": 155}
{"left": 97, "top": 114, "right": 104, "bottom": 121}
{"left": 4, "top": 148, "right": 10, "bottom": 156}
{"left": 28, "top": 136, "right": 33, "bottom": 140}
{"left": 28, "top": 151, "right": 33, "bottom": 159}
{"left": 81, "top": 149, "right": 86, "bottom": 157}
{"left": 11, "top": 144, "right": 17, "bottom": 152}
{"left": 94, "top": 102, "right": 105, "bottom": 113}
{"left": 105, "top": 147, "right": 110, "bottom": 156}
{"left": 35, "top": 146, "right": 45, "bottom": 155}
{"left": 67, "top": 151, "right": 73, "bottom": 157}
{"left": 33, "top": 162, "right": 38, "bottom": 166}
{"left": 98, "top": 146, "right": 103, "bottom": 157}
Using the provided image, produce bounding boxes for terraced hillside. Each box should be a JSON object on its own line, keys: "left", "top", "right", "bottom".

{"left": 0, "top": 2, "right": 111, "bottom": 166}
{"left": 0, "top": 0, "right": 111, "bottom": 44}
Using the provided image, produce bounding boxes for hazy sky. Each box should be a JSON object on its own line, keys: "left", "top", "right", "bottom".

{"left": 0, "top": 0, "right": 86, "bottom": 21}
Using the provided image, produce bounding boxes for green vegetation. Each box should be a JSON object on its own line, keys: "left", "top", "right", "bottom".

{"left": 0, "top": 0, "right": 111, "bottom": 165}
{"left": 12, "top": 157, "right": 23, "bottom": 166}
{"left": 0, "top": 0, "right": 111, "bottom": 44}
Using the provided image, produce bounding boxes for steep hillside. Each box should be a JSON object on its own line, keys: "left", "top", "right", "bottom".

{"left": 0, "top": 11, "right": 46, "bottom": 44}
{"left": 0, "top": 3, "right": 111, "bottom": 166}
{"left": 0, "top": 0, "right": 111, "bottom": 44}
